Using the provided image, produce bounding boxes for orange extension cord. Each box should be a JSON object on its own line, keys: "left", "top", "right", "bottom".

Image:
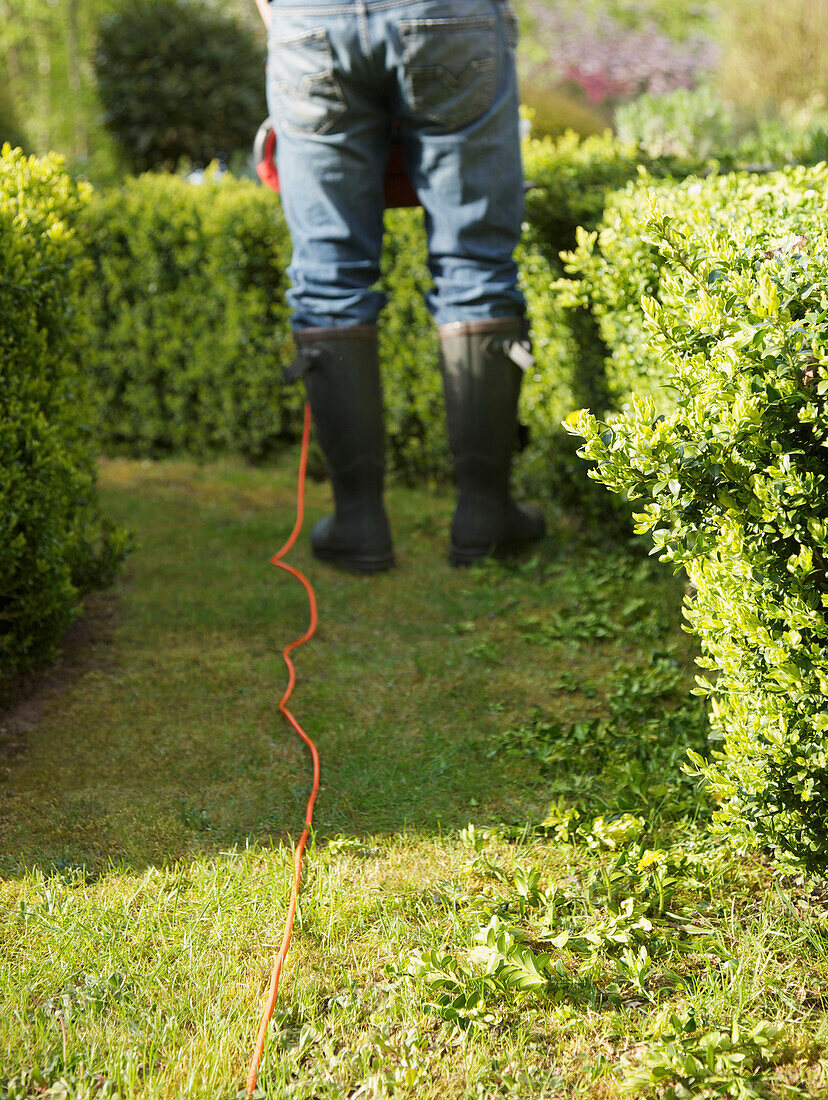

{"left": 246, "top": 401, "right": 320, "bottom": 1097}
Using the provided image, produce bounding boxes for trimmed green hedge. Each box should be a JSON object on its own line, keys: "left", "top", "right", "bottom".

{"left": 569, "top": 165, "right": 828, "bottom": 872}
{"left": 0, "top": 145, "right": 127, "bottom": 680}
{"left": 78, "top": 171, "right": 299, "bottom": 460}
{"left": 13, "top": 134, "right": 828, "bottom": 870}
{"left": 522, "top": 131, "right": 644, "bottom": 258}
{"left": 76, "top": 131, "right": 727, "bottom": 520}
{"left": 79, "top": 131, "right": 704, "bottom": 506}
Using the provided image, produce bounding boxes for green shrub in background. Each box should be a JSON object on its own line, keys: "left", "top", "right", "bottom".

{"left": 718, "top": 0, "right": 828, "bottom": 115}
{"left": 0, "top": 145, "right": 127, "bottom": 681}
{"left": 518, "top": 131, "right": 644, "bottom": 508}
{"left": 520, "top": 84, "right": 608, "bottom": 140}
{"left": 614, "top": 86, "right": 737, "bottom": 162}
{"left": 518, "top": 130, "right": 709, "bottom": 519}
{"left": 379, "top": 206, "right": 573, "bottom": 489}
{"left": 738, "top": 97, "right": 828, "bottom": 169}
{"left": 521, "top": 131, "right": 643, "bottom": 260}
{"left": 521, "top": 130, "right": 712, "bottom": 389}
{"left": 614, "top": 85, "right": 828, "bottom": 168}
{"left": 93, "top": 0, "right": 266, "bottom": 172}
{"left": 86, "top": 132, "right": 828, "bottom": 512}
{"left": 76, "top": 130, "right": 742, "bottom": 516}
{"left": 0, "top": 79, "right": 26, "bottom": 151}
{"left": 569, "top": 165, "right": 828, "bottom": 872}
{"left": 82, "top": 181, "right": 451, "bottom": 477}
{"left": 377, "top": 208, "right": 447, "bottom": 483}
{"left": 87, "top": 132, "right": 826, "bottom": 512}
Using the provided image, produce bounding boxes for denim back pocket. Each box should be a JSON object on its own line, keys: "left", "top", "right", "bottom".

{"left": 266, "top": 28, "right": 346, "bottom": 135}
{"left": 398, "top": 16, "right": 497, "bottom": 132}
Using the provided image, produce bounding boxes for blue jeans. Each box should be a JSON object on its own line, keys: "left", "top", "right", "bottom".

{"left": 266, "top": 0, "right": 525, "bottom": 330}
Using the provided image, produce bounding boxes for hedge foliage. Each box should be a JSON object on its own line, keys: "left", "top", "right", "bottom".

{"left": 615, "top": 86, "right": 828, "bottom": 168}
{"left": 74, "top": 130, "right": 729, "bottom": 509}
{"left": 569, "top": 165, "right": 828, "bottom": 872}
{"left": 78, "top": 171, "right": 300, "bottom": 459}
{"left": 559, "top": 167, "right": 828, "bottom": 409}
{"left": 12, "top": 130, "right": 828, "bottom": 871}
{"left": 0, "top": 146, "right": 127, "bottom": 680}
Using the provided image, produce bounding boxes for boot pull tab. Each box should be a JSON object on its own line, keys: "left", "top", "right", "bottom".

{"left": 503, "top": 337, "right": 534, "bottom": 373}
{"left": 284, "top": 345, "right": 323, "bottom": 383}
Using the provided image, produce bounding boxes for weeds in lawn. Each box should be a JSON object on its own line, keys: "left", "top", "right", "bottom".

{"left": 2, "top": 457, "right": 827, "bottom": 1098}
{"left": 620, "top": 1014, "right": 796, "bottom": 1099}
{"left": 486, "top": 652, "right": 709, "bottom": 827}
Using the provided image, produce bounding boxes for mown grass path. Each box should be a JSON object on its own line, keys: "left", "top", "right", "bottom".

{"left": 2, "top": 457, "right": 827, "bottom": 1098}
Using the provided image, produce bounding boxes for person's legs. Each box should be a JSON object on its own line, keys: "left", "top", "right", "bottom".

{"left": 266, "top": 3, "right": 395, "bottom": 570}
{"left": 388, "top": 0, "right": 525, "bottom": 325}
{"left": 267, "top": 6, "right": 391, "bottom": 328}
{"left": 387, "top": 0, "right": 545, "bottom": 561}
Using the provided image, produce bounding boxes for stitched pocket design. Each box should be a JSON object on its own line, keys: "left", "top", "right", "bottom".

{"left": 398, "top": 16, "right": 497, "bottom": 132}
{"left": 267, "top": 27, "right": 346, "bottom": 135}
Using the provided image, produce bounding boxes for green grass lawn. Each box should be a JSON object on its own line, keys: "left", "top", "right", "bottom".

{"left": 2, "top": 455, "right": 827, "bottom": 1098}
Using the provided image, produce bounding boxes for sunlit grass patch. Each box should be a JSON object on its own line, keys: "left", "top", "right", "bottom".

{"left": 2, "top": 455, "right": 826, "bottom": 1098}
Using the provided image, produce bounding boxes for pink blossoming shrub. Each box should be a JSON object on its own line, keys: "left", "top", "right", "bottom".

{"left": 522, "top": 3, "right": 719, "bottom": 108}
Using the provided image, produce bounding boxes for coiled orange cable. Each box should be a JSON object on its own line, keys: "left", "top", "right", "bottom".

{"left": 247, "top": 401, "right": 320, "bottom": 1097}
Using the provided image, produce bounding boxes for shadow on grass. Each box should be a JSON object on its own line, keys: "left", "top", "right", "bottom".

{"left": 0, "top": 456, "right": 699, "bottom": 880}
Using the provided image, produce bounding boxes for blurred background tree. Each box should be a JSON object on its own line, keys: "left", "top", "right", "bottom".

{"left": 93, "top": 0, "right": 266, "bottom": 172}
{"left": 0, "top": 76, "right": 26, "bottom": 150}
{"left": 0, "top": 0, "right": 115, "bottom": 164}
{"left": 0, "top": 0, "right": 266, "bottom": 179}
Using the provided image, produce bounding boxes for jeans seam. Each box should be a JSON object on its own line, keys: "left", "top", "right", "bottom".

{"left": 354, "top": 0, "right": 371, "bottom": 56}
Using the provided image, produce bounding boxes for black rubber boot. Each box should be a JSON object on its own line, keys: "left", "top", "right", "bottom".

{"left": 293, "top": 325, "right": 394, "bottom": 573}
{"left": 439, "top": 318, "right": 546, "bottom": 566}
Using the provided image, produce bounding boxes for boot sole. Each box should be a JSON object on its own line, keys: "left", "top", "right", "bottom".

{"left": 449, "top": 536, "right": 544, "bottom": 567}
{"left": 312, "top": 546, "right": 395, "bottom": 574}
{"left": 449, "top": 543, "right": 495, "bottom": 567}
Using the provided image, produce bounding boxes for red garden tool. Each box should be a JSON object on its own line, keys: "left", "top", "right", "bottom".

{"left": 253, "top": 117, "right": 420, "bottom": 208}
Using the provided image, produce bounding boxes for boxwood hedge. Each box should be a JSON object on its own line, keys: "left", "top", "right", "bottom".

{"left": 559, "top": 166, "right": 828, "bottom": 410}
{"left": 11, "top": 134, "right": 828, "bottom": 871}
{"left": 4, "top": 130, "right": 655, "bottom": 676}
{"left": 569, "top": 165, "right": 828, "bottom": 872}
{"left": 0, "top": 145, "right": 127, "bottom": 680}
{"left": 78, "top": 171, "right": 300, "bottom": 460}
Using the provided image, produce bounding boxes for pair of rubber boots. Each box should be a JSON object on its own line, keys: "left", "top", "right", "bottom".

{"left": 293, "top": 319, "right": 545, "bottom": 572}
